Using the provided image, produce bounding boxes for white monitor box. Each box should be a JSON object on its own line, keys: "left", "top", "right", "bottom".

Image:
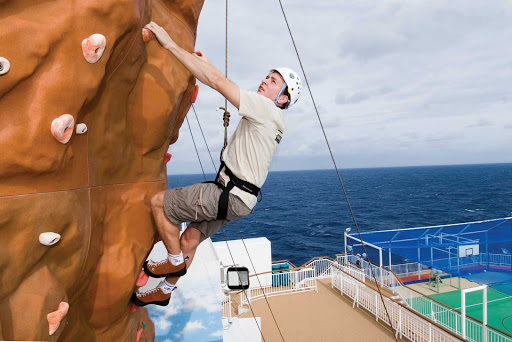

{"left": 213, "top": 237, "right": 272, "bottom": 288}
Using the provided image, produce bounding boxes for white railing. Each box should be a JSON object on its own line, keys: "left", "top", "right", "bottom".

{"left": 486, "top": 253, "right": 512, "bottom": 267}
{"left": 223, "top": 255, "right": 512, "bottom": 342}
{"left": 246, "top": 268, "right": 317, "bottom": 302}
{"left": 221, "top": 267, "right": 318, "bottom": 320}
{"left": 307, "top": 257, "right": 366, "bottom": 283}
{"left": 381, "top": 253, "right": 511, "bottom": 279}
{"left": 391, "top": 262, "right": 431, "bottom": 277}
{"left": 304, "top": 257, "right": 335, "bottom": 279}
{"left": 222, "top": 292, "right": 232, "bottom": 319}
{"left": 331, "top": 266, "right": 460, "bottom": 342}
{"left": 340, "top": 254, "right": 512, "bottom": 342}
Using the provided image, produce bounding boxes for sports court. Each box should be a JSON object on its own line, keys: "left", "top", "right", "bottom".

{"left": 345, "top": 217, "right": 512, "bottom": 341}
{"left": 429, "top": 284, "right": 512, "bottom": 334}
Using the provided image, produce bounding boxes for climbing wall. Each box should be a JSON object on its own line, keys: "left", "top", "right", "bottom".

{"left": 0, "top": 0, "right": 204, "bottom": 340}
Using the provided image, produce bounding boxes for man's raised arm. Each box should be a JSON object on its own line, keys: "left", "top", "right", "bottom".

{"left": 145, "top": 22, "right": 240, "bottom": 109}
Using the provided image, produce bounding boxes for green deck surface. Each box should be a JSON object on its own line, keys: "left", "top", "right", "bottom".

{"left": 429, "top": 288, "right": 512, "bottom": 339}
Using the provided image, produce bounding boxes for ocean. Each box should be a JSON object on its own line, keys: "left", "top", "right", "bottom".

{"left": 167, "top": 163, "right": 512, "bottom": 266}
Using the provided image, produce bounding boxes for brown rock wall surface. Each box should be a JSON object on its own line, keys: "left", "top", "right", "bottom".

{"left": 0, "top": 0, "right": 204, "bottom": 340}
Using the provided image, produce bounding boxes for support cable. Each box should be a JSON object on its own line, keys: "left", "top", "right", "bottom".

{"left": 276, "top": 0, "right": 397, "bottom": 338}
{"left": 185, "top": 116, "right": 206, "bottom": 181}
{"left": 191, "top": 104, "right": 217, "bottom": 171}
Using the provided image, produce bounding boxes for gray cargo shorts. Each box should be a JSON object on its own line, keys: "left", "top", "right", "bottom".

{"left": 163, "top": 183, "right": 252, "bottom": 242}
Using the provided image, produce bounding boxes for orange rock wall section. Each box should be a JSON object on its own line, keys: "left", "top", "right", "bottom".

{"left": 0, "top": 0, "right": 204, "bottom": 340}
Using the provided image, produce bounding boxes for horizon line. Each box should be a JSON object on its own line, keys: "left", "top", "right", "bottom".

{"left": 167, "top": 161, "right": 512, "bottom": 177}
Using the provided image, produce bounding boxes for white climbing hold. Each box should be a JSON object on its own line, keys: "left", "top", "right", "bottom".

{"left": 39, "top": 232, "right": 61, "bottom": 246}
{"left": 0, "top": 57, "right": 10, "bottom": 75}
{"left": 76, "top": 123, "right": 87, "bottom": 134}
{"left": 82, "top": 34, "right": 106, "bottom": 63}
{"left": 51, "top": 114, "right": 75, "bottom": 144}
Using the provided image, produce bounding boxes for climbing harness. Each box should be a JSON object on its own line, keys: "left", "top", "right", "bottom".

{"left": 210, "top": 161, "right": 260, "bottom": 220}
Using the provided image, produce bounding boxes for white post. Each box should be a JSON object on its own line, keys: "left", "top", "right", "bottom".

{"left": 379, "top": 247, "right": 383, "bottom": 286}
{"left": 461, "top": 285, "right": 488, "bottom": 340}
{"left": 228, "top": 294, "right": 232, "bottom": 323}
{"left": 461, "top": 291, "right": 466, "bottom": 338}
{"left": 418, "top": 248, "right": 422, "bottom": 280}
{"left": 389, "top": 249, "right": 392, "bottom": 269}
{"left": 483, "top": 286, "right": 488, "bottom": 342}
{"left": 340, "top": 273, "right": 344, "bottom": 296}
{"left": 344, "top": 231, "right": 348, "bottom": 256}
{"left": 375, "top": 293, "right": 379, "bottom": 321}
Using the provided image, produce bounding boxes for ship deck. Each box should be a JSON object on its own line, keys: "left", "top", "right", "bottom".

{"left": 239, "top": 278, "right": 401, "bottom": 342}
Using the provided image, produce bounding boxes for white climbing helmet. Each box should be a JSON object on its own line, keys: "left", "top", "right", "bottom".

{"left": 270, "top": 67, "right": 302, "bottom": 109}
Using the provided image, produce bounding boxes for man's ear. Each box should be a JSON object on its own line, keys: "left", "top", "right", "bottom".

{"left": 277, "top": 94, "right": 289, "bottom": 107}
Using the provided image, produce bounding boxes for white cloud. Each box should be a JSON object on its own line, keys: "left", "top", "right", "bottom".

{"left": 174, "top": 320, "right": 207, "bottom": 338}
{"left": 182, "top": 320, "right": 206, "bottom": 333}
{"left": 210, "top": 330, "right": 223, "bottom": 338}
{"left": 154, "top": 316, "right": 172, "bottom": 331}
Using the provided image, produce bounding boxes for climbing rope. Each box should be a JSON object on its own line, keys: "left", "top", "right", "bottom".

{"left": 276, "top": 0, "right": 397, "bottom": 338}
{"left": 217, "top": 106, "right": 231, "bottom": 148}
{"left": 222, "top": 0, "right": 230, "bottom": 148}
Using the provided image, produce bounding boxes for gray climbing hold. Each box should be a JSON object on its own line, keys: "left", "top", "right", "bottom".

{"left": 39, "top": 232, "right": 61, "bottom": 246}
{"left": 76, "top": 123, "right": 87, "bottom": 134}
{"left": 0, "top": 57, "right": 10, "bottom": 75}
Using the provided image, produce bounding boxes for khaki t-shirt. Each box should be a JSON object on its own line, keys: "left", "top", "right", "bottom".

{"left": 219, "top": 89, "right": 284, "bottom": 209}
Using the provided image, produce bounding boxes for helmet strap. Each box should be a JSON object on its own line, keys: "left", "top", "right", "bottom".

{"left": 274, "top": 83, "right": 288, "bottom": 106}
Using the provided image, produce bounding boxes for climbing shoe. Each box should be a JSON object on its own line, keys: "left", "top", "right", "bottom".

{"left": 143, "top": 258, "right": 187, "bottom": 278}
{"left": 131, "top": 286, "right": 173, "bottom": 307}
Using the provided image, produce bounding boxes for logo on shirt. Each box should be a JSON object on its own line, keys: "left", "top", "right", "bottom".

{"left": 275, "top": 130, "right": 283, "bottom": 144}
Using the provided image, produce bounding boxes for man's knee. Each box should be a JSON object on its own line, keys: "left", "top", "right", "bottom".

{"left": 150, "top": 191, "right": 165, "bottom": 212}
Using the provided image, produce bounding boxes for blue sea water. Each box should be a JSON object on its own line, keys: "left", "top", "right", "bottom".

{"left": 167, "top": 163, "right": 512, "bottom": 267}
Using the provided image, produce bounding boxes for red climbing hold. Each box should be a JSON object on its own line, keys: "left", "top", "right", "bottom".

{"left": 136, "top": 328, "right": 143, "bottom": 341}
{"left": 136, "top": 270, "right": 149, "bottom": 287}
{"left": 164, "top": 153, "right": 172, "bottom": 164}
{"left": 190, "top": 85, "right": 199, "bottom": 103}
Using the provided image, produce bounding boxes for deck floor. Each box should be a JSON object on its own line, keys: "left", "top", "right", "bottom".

{"left": 240, "top": 278, "right": 400, "bottom": 342}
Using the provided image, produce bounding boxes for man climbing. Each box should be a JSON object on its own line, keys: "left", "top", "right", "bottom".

{"left": 131, "top": 21, "right": 302, "bottom": 307}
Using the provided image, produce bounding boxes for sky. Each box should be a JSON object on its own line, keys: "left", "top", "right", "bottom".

{"left": 167, "top": 0, "right": 512, "bottom": 175}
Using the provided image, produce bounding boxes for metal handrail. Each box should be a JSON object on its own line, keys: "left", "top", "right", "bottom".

{"left": 329, "top": 262, "right": 467, "bottom": 341}
{"left": 345, "top": 255, "right": 512, "bottom": 340}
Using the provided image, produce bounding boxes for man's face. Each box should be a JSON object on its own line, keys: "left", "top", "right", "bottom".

{"left": 257, "top": 72, "right": 286, "bottom": 101}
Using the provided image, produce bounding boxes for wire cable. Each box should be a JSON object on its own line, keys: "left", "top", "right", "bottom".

{"left": 276, "top": 0, "right": 397, "bottom": 338}
{"left": 185, "top": 116, "right": 206, "bottom": 181}
{"left": 191, "top": 104, "right": 217, "bottom": 171}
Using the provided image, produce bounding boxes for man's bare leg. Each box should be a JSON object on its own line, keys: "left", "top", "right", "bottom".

{"left": 166, "top": 227, "right": 202, "bottom": 285}
{"left": 150, "top": 191, "right": 181, "bottom": 255}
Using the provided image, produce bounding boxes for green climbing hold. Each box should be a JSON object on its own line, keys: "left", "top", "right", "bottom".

{"left": 142, "top": 321, "right": 146, "bottom": 329}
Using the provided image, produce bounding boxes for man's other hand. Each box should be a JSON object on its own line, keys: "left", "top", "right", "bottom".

{"left": 192, "top": 50, "right": 210, "bottom": 64}
{"left": 145, "top": 21, "right": 175, "bottom": 50}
